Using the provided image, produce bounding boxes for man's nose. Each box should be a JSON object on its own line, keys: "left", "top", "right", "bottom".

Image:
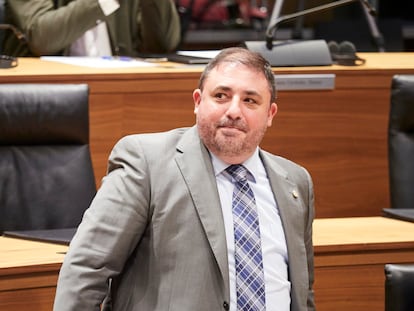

{"left": 225, "top": 97, "right": 242, "bottom": 118}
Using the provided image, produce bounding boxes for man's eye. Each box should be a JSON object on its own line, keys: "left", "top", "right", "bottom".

{"left": 214, "top": 93, "right": 226, "bottom": 99}
{"left": 245, "top": 98, "right": 257, "bottom": 104}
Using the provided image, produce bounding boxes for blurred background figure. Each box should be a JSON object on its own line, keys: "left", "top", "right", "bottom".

{"left": 2, "top": 0, "right": 181, "bottom": 57}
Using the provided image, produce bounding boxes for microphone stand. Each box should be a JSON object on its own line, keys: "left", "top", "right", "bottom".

{"left": 292, "top": 0, "right": 306, "bottom": 39}
{"left": 360, "top": 1, "right": 385, "bottom": 51}
{"left": 266, "top": 0, "right": 381, "bottom": 50}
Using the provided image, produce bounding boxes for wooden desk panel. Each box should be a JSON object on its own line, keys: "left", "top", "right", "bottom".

{"left": 0, "top": 238, "right": 67, "bottom": 311}
{"left": 313, "top": 217, "right": 414, "bottom": 311}
{"left": 1, "top": 54, "right": 414, "bottom": 218}
{"left": 1, "top": 217, "right": 414, "bottom": 311}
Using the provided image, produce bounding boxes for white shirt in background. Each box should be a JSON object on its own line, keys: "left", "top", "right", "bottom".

{"left": 69, "top": 0, "right": 119, "bottom": 56}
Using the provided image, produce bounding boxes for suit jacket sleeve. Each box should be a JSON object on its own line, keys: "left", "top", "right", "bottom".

{"left": 53, "top": 135, "right": 152, "bottom": 310}
{"left": 8, "top": 0, "right": 107, "bottom": 55}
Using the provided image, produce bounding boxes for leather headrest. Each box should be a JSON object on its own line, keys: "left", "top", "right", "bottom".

{"left": 390, "top": 75, "right": 414, "bottom": 132}
{"left": 0, "top": 84, "right": 89, "bottom": 145}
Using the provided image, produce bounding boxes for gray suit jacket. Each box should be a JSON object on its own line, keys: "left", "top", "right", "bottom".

{"left": 53, "top": 126, "right": 315, "bottom": 311}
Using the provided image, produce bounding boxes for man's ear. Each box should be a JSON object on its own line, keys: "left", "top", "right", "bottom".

{"left": 193, "top": 89, "right": 201, "bottom": 114}
{"left": 267, "top": 103, "right": 278, "bottom": 127}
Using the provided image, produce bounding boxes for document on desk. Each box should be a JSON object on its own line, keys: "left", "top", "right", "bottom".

{"left": 167, "top": 50, "right": 220, "bottom": 64}
{"left": 134, "top": 50, "right": 220, "bottom": 64}
{"left": 177, "top": 50, "right": 220, "bottom": 59}
{"left": 40, "top": 56, "right": 159, "bottom": 68}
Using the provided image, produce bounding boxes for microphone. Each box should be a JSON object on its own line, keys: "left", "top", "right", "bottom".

{"left": 265, "top": 0, "right": 377, "bottom": 50}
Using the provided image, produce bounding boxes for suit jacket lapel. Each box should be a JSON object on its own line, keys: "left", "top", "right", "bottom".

{"left": 262, "top": 154, "right": 305, "bottom": 236}
{"left": 174, "top": 126, "right": 230, "bottom": 295}
{"left": 260, "top": 151, "right": 308, "bottom": 305}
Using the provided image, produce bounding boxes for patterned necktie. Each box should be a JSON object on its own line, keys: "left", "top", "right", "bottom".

{"left": 226, "top": 164, "right": 266, "bottom": 311}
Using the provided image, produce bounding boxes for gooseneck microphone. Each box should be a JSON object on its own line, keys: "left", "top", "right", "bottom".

{"left": 265, "top": 0, "right": 377, "bottom": 50}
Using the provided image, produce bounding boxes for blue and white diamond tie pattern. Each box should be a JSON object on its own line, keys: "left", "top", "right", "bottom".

{"left": 226, "top": 164, "right": 266, "bottom": 311}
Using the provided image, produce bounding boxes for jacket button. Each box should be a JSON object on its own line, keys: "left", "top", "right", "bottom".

{"left": 223, "top": 301, "right": 229, "bottom": 310}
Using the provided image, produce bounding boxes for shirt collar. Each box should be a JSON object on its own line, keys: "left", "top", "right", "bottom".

{"left": 210, "top": 148, "right": 260, "bottom": 183}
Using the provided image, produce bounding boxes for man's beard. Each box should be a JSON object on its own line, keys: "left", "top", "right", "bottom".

{"left": 197, "top": 115, "right": 267, "bottom": 158}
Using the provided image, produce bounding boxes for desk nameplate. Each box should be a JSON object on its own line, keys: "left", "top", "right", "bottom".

{"left": 274, "top": 74, "right": 335, "bottom": 90}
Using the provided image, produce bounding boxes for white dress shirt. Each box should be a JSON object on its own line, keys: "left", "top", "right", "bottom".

{"left": 69, "top": 0, "right": 119, "bottom": 56}
{"left": 211, "top": 149, "right": 291, "bottom": 311}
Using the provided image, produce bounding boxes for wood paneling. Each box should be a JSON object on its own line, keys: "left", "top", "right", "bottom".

{"left": 313, "top": 217, "right": 414, "bottom": 311}
{"left": 0, "top": 238, "right": 66, "bottom": 311}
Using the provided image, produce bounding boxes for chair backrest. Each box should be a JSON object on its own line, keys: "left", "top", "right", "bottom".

{"left": 385, "top": 264, "right": 414, "bottom": 311}
{"left": 388, "top": 75, "right": 414, "bottom": 209}
{"left": 0, "top": 84, "right": 96, "bottom": 233}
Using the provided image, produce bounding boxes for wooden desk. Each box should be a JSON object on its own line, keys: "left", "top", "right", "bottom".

{"left": 1, "top": 54, "right": 414, "bottom": 218}
{"left": 0, "top": 237, "right": 67, "bottom": 311}
{"left": 313, "top": 216, "right": 414, "bottom": 311}
{"left": 1, "top": 217, "right": 414, "bottom": 311}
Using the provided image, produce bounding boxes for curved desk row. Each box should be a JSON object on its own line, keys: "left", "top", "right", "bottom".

{"left": 2, "top": 216, "right": 414, "bottom": 311}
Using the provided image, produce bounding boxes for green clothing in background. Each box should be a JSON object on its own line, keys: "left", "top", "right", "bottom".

{"left": 3, "top": 0, "right": 181, "bottom": 57}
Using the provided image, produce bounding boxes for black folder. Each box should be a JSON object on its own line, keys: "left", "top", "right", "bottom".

{"left": 383, "top": 208, "right": 414, "bottom": 223}
{"left": 165, "top": 53, "right": 211, "bottom": 64}
{"left": 3, "top": 228, "right": 76, "bottom": 245}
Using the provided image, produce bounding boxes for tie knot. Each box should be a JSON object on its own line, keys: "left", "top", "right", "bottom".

{"left": 226, "top": 164, "right": 248, "bottom": 183}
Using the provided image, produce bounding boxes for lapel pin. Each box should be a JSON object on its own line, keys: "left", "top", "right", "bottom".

{"left": 292, "top": 189, "right": 299, "bottom": 199}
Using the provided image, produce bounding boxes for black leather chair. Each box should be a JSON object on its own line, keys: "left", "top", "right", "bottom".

{"left": 0, "top": 84, "right": 96, "bottom": 237}
{"left": 385, "top": 263, "right": 414, "bottom": 311}
{"left": 383, "top": 75, "right": 414, "bottom": 222}
{"left": 388, "top": 75, "right": 414, "bottom": 209}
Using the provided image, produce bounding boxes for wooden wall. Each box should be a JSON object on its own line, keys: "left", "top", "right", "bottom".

{"left": 86, "top": 69, "right": 393, "bottom": 218}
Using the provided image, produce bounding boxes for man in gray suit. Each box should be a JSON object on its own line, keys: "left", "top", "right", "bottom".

{"left": 53, "top": 47, "right": 316, "bottom": 311}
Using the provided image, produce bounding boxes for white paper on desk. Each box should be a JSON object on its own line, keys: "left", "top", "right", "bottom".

{"left": 177, "top": 50, "right": 220, "bottom": 59}
{"left": 40, "top": 56, "right": 158, "bottom": 68}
